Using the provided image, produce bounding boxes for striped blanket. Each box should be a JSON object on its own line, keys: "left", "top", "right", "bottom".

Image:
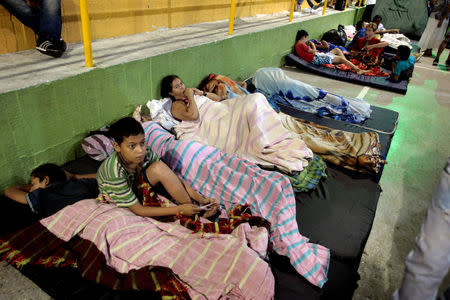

{"left": 2, "top": 199, "right": 274, "bottom": 299}
{"left": 144, "top": 121, "right": 330, "bottom": 287}
{"left": 172, "top": 93, "right": 313, "bottom": 173}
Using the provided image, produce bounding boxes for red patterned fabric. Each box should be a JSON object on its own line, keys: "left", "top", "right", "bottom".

{"left": 322, "top": 59, "right": 389, "bottom": 77}
{"left": 0, "top": 223, "right": 190, "bottom": 299}
{"left": 135, "top": 174, "right": 271, "bottom": 235}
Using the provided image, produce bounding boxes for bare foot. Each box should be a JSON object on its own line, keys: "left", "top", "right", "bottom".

{"left": 356, "top": 69, "right": 369, "bottom": 75}
{"left": 132, "top": 105, "right": 142, "bottom": 123}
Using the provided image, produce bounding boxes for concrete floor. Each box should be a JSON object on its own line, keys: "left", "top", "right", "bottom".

{"left": 283, "top": 52, "right": 450, "bottom": 299}
{"left": 0, "top": 8, "right": 449, "bottom": 300}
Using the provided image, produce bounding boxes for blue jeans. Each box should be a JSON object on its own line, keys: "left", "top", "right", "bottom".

{"left": 0, "top": 0, "right": 61, "bottom": 40}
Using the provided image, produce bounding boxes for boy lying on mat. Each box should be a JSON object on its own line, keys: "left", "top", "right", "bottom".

{"left": 5, "top": 163, "right": 98, "bottom": 219}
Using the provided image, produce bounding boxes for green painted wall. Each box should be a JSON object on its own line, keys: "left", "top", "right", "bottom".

{"left": 0, "top": 9, "right": 362, "bottom": 192}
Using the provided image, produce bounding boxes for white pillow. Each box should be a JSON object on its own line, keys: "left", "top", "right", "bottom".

{"left": 146, "top": 98, "right": 179, "bottom": 131}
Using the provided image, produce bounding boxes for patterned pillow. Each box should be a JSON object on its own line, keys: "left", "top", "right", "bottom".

{"left": 81, "top": 134, "right": 114, "bottom": 161}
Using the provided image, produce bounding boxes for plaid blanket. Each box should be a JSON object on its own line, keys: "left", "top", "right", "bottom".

{"left": 287, "top": 155, "right": 327, "bottom": 193}
{"left": 144, "top": 121, "right": 330, "bottom": 288}
{"left": 1, "top": 199, "right": 274, "bottom": 299}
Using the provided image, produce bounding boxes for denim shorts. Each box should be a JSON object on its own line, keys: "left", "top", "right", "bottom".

{"left": 312, "top": 53, "right": 334, "bottom": 65}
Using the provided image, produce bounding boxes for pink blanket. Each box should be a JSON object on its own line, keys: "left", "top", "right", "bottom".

{"left": 173, "top": 93, "right": 313, "bottom": 173}
{"left": 144, "top": 121, "right": 330, "bottom": 287}
{"left": 41, "top": 199, "right": 274, "bottom": 299}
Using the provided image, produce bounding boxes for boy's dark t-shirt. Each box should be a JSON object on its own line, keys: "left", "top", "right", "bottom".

{"left": 26, "top": 178, "right": 99, "bottom": 218}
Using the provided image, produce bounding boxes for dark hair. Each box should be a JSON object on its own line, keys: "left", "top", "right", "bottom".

{"left": 296, "top": 30, "right": 309, "bottom": 42}
{"left": 397, "top": 45, "right": 411, "bottom": 60}
{"left": 372, "top": 15, "right": 382, "bottom": 22}
{"left": 161, "top": 75, "right": 179, "bottom": 99}
{"left": 356, "top": 20, "right": 364, "bottom": 31}
{"left": 198, "top": 74, "right": 214, "bottom": 91}
{"left": 108, "top": 117, "right": 144, "bottom": 145}
{"left": 30, "top": 163, "right": 66, "bottom": 184}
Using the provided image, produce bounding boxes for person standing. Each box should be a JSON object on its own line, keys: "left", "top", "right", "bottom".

{"left": 392, "top": 158, "right": 450, "bottom": 300}
{"left": 419, "top": 1, "right": 450, "bottom": 59}
{"left": 1, "top": 0, "right": 66, "bottom": 57}
{"left": 362, "top": 0, "right": 376, "bottom": 22}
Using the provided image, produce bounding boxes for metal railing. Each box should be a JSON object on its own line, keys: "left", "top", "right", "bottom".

{"left": 79, "top": 0, "right": 364, "bottom": 67}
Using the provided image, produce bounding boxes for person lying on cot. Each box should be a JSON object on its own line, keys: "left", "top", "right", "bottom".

{"left": 390, "top": 45, "right": 416, "bottom": 82}
{"left": 294, "top": 29, "right": 368, "bottom": 75}
{"left": 5, "top": 163, "right": 98, "bottom": 219}
{"left": 350, "top": 22, "right": 389, "bottom": 67}
{"left": 96, "top": 117, "right": 219, "bottom": 218}
{"left": 198, "top": 74, "right": 250, "bottom": 101}
{"left": 310, "top": 39, "right": 349, "bottom": 54}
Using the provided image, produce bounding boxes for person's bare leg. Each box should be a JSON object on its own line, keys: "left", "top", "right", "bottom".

{"left": 333, "top": 56, "right": 368, "bottom": 74}
{"left": 146, "top": 161, "right": 192, "bottom": 204}
{"left": 330, "top": 48, "right": 344, "bottom": 56}
{"left": 434, "top": 39, "right": 447, "bottom": 65}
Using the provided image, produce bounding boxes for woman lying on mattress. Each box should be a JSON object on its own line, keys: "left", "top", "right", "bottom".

{"left": 350, "top": 22, "right": 389, "bottom": 67}
{"left": 152, "top": 73, "right": 385, "bottom": 175}
{"left": 160, "top": 74, "right": 314, "bottom": 174}
{"left": 295, "top": 29, "right": 368, "bottom": 75}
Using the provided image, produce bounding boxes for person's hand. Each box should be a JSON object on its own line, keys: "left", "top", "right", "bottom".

{"left": 184, "top": 88, "right": 194, "bottom": 98}
{"left": 192, "top": 88, "right": 203, "bottom": 95}
{"left": 201, "top": 199, "right": 220, "bottom": 218}
{"left": 392, "top": 29, "right": 400, "bottom": 33}
{"left": 178, "top": 204, "right": 201, "bottom": 216}
{"left": 198, "top": 197, "right": 216, "bottom": 205}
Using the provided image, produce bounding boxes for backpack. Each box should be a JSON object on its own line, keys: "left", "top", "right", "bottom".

{"left": 321, "top": 25, "right": 347, "bottom": 47}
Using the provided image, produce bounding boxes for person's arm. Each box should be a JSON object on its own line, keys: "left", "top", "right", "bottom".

{"left": 128, "top": 202, "right": 201, "bottom": 217}
{"left": 193, "top": 88, "right": 222, "bottom": 102}
{"left": 64, "top": 169, "right": 96, "bottom": 180}
{"left": 5, "top": 185, "right": 31, "bottom": 204}
{"left": 170, "top": 88, "right": 199, "bottom": 121}
{"left": 319, "top": 40, "right": 330, "bottom": 50}
{"left": 365, "top": 41, "right": 389, "bottom": 50}
{"left": 392, "top": 61, "right": 397, "bottom": 73}
{"left": 180, "top": 179, "right": 217, "bottom": 205}
{"left": 375, "top": 29, "right": 400, "bottom": 34}
{"left": 308, "top": 41, "right": 317, "bottom": 54}
{"left": 180, "top": 179, "right": 219, "bottom": 217}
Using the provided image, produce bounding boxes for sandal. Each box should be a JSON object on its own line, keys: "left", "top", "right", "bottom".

{"left": 432, "top": 58, "right": 439, "bottom": 66}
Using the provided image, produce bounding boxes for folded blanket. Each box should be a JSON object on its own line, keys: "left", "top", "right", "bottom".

{"left": 144, "top": 122, "right": 330, "bottom": 287}
{"left": 253, "top": 67, "right": 372, "bottom": 123}
{"left": 173, "top": 93, "right": 313, "bottom": 173}
{"left": 279, "top": 113, "right": 386, "bottom": 174}
{"left": 1, "top": 199, "right": 275, "bottom": 299}
{"left": 381, "top": 33, "right": 412, "bottom": 49}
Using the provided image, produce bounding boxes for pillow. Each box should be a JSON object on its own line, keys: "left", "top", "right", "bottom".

{"left": 81, "top": 133, "right": 114, "bottom": 161}
{"left": 146, "top": 98, "right": 179, "bottom": 131}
